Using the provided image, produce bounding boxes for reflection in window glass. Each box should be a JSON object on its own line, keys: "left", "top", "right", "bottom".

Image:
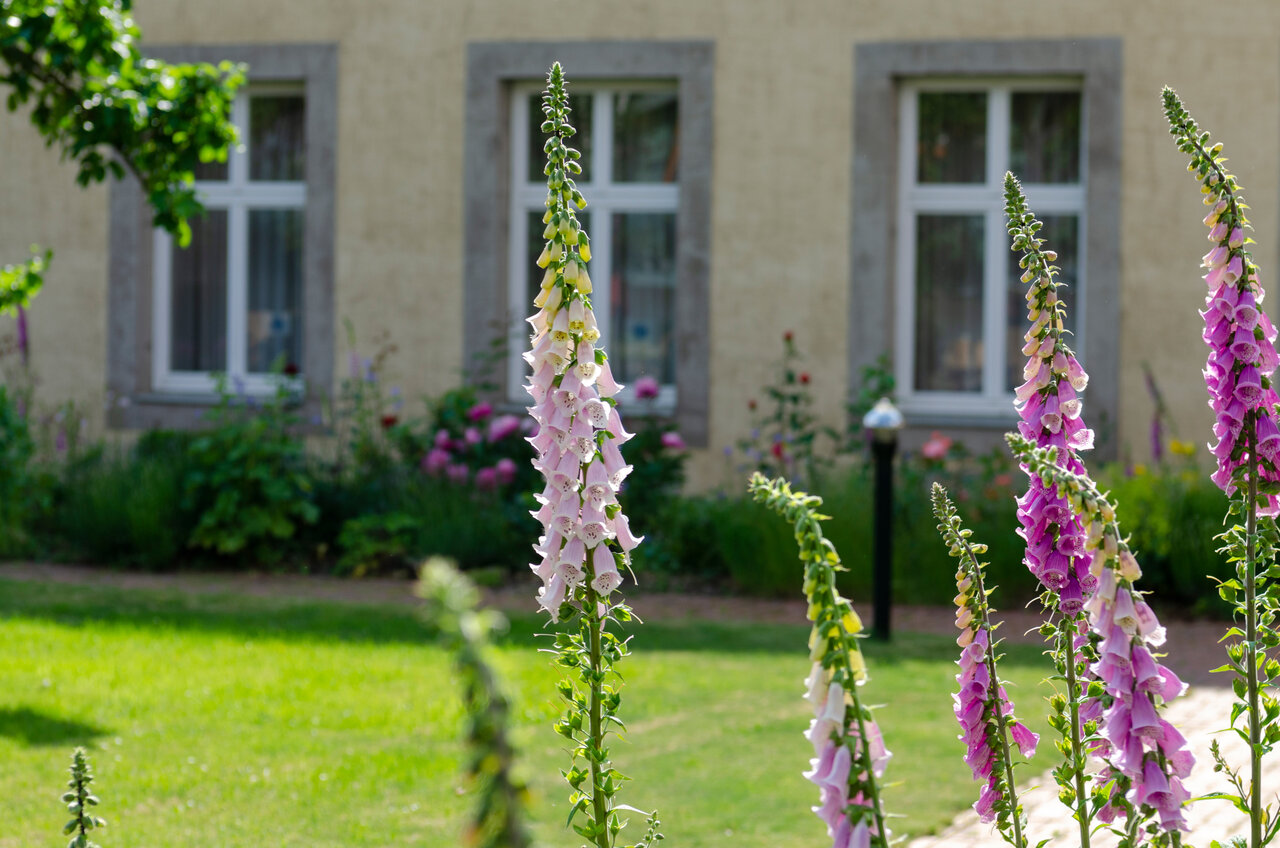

{"left": 528, "top": 92, "right": 593, "bottom": 183}
{"left": 1006, "top": 215, "right": 1079, "bottom": 390}
{"left": 1011, "top": 91, "right": 1081, "bottom": 184}
{"left": 250, "top": 95, "right": 306, "bottom": 181}
{"left": 171, "top": 210, "right": 228, "bottom": 372}
{"left": 611, "top": 213, "right": 676, "bottom": 383}
{"left": 247, "top": 209, "right": 304, "bottom": 373}
{"left": 613, "top": 92, "right": 679, "bottom": 183}
{"left": 917, "top": 92, "right": 987, "bottom": 184}
{"left": 914, "top": 215, "right": 985, "bottom": 391}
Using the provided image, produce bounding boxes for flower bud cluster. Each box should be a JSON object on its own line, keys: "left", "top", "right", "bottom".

{"left": 750, "top": 474, "right": 890, "bottom": 848}
{"left": 1164, "top": 91, "right": 1280, "bottom": 513}
{"left": 1005, "top": 174, "right": 1097, "bottom": 615}
{"left": 1009, "top": 437, "right": 1195, "bottom": 836}
{"left": 526, "top": 65, "right": 641, "bottom": 620}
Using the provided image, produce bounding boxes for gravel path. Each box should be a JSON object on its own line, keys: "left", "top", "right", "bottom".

{"left": 0, "top": 562, "right": 1259, "bottom": 843}
{"left": 908, "top": 685, "right": 1253, "bottom": 847}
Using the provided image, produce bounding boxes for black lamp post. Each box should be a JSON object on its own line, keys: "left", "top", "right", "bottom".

{"left": 862, "top": 397, "right": 903, "bottom": 641}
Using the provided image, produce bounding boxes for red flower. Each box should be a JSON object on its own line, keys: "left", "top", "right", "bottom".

{"left": 783, "top": 330, "right": 794, "bottom": 343}
{"left": 380, "top": 414, "right": 398, "bottom": 430}
{"left": 799, "top": 372, "right": 810, "bottom": 385}
{"left": 771, "top": 441, "right": 786, "bottom": 460}
{"left": 748, "top": 398, "right": 758, "bottom": 411}
{"left": 282, "top": 362, "right": 300, "bottom": 377}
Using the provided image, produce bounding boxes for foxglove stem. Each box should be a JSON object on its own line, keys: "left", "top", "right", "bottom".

{"left": 1061, "top": 618, "right": 1091, "bottom": 848}
{"left": 1246, "top": 415, "right": 1262, "bottom": 848}
{"left": 1165, "top": 87, "right": 1280, "bottom": 848}
{"left": 934, "top": 483, "right": 1034, "bottom": 848}
{"left": 750, "top": 473, "right": 891, "bottom": 848}
{"left": 1004, "top": 173, "right": 1099, "bottom": 841}
{"left": 1011, "top": 434, "right": 1196, "bottom": 837}
{"left": 525, "top": 64, "right": 651, "bottom": 848}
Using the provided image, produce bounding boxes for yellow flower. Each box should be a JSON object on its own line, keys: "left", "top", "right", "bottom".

{"left": 1169, "top": 439, "right": 1196, "bottom": 457}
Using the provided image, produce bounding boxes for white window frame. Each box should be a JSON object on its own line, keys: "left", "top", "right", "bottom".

{"left": 151, "top": 84, "right": 307, "bottom": 397}
{"left": 506, "top": 81, "right": 681, "bottom": 409}
{"left": 895, "top": 78, "right": 1087, "bottom": 419}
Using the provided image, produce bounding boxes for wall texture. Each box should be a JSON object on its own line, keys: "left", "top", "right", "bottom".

{"left": 2, "top": 0, "right": 1276, "bottom": 484}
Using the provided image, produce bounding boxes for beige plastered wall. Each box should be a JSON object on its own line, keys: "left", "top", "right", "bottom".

{"left": 1, "top": 0, "right": 1277, "bottom": 485}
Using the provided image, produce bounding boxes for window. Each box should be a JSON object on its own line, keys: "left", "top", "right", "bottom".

{"left": 107, "top": 44, "right": 337, "bottom": 430}
{"left": 507, "top": 84, "right": 680, "bottom": 407}
{"left": 850, "top": 39, "right": 1122, "bottom": 435}
{"left": 897, "top": 81, "right": 1084, "bottom": 416}
{"left": 153, "top": 87, "right": 307, "bottom": 395}
{"left": 463, "top": 41, "right": 713, "bottom": 446}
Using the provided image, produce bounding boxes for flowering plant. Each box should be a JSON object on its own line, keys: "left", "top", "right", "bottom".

{"left": 522, "top": 63, "right": 658, "bottom": 848}
{"left": 733, "top": 330, "right": 831, "bottom": 485}
{"left": 1164, "top": 88, "right": 1280, "bottom": 848}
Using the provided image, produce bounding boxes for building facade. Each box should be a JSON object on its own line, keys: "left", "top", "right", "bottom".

{"left": 4, "top": 0, "right": 1275, "bottom": 482}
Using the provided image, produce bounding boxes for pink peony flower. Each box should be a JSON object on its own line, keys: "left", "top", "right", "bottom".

{"left": 464, "top": 426, "right": 482, "bottom": 446}
{"left": 467, "top": 401, "right": 493, "bottom": 421}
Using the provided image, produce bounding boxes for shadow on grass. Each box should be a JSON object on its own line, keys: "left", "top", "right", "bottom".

{"left": 0, "top": 578, "right": 1047, "bottom": 667}
{"left": 0, "top": 706, "right": 110, "bottom": 747}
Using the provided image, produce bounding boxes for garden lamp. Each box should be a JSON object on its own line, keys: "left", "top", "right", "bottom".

{"left": 862, "top": 397, "right": 903, "bottom": 640}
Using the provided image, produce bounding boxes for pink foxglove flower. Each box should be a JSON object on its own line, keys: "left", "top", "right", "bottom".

{"left": 1006, "top": 174, "right": 1097, "bottom": 616}
{"left": 1009, "top": 437, "right": 1195, "bottom": 837}
{"left": 523, "top": 80, "right": 640, "bottom": 623}
{"left": 935, "top": 484, "right": 1035, "bottom": 836}
{"left": 1086, "top": 568, "right": 1193, "bottom": 832}
{"left": 1194, "top": 179, "right": 1280, "bottom": 512}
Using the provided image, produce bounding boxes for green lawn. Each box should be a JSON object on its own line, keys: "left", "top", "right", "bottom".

{"left": 0, "top": 578, "right": 1058, "bottom": 846}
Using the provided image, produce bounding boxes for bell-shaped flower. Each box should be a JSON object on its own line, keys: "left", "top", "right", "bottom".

{"left": 612, "top": 511, "right": 644, "bottom": 553}
{"left": 590, "top": 544, "right": 622, "bottom": 595}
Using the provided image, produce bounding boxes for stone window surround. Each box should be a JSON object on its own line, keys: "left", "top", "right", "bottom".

{"left": 107, "top": 42, "right": 338, "bottom": 430}
{"left": 464, "top": 40, "right": 714, "bottom": 447}
{"left": 851, "top": 39, "right": 1122, "bottom": 444}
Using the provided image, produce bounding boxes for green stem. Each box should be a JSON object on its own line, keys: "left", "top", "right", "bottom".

{"left": 1061, "top": 616, "right": 1092, "bottom": 848}
{"left": 843, "top": 652, "right": 889, "bottom": 847}
{"left": 585, "top": 584, "right": 611, "bottom": 848}
{"left": 814, "top": 520, "right": 889, "bottom": 846}
{"left": 1247, "top": 416, "right": 1262, "bottom": 848}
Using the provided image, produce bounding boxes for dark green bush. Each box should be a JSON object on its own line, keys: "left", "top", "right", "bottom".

{"left": 182, "top": 379, "right": 318, "bottom": 563}
{"left": 56, "top": 453, "right": 189, "bottom": 570}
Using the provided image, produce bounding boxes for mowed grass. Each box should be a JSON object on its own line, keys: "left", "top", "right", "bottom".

{"left": 0, "top": 578, "right": 1059, "bottom": 846}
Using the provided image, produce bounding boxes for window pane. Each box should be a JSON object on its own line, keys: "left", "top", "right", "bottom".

{"left": 194, "top": 158, "right": 228, "bottom": 182}
{"left": 611, "top": 213, "right": 676, "bottom": 384}
{"left": 170, "top": 210, "right": 228, "bottom": 372}
{"left": 613, "top": 91, "right": 678, "bottom": 183}
{"left": 1006, "top": 215, "right": 1080, "bottom": 390}
{"left": 247, "top": 209, "right": 305, "bottom": 373}
{"left": 249, "top": 95, "right": 306, "bottom": 181}
{"left": 527, "top": 92, "right": 593, "bottom": 183}
{"left": 915, "top": 214, "right": 985, "bottom": 392}
{"left": 1010, "top": 91, "right": 1081, "bottom": 184}
{"left": 917, "top": 92, "right": 987, "bottom": 184}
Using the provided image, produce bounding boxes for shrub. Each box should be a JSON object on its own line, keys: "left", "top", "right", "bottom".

{"left": 182, "top": 377, "right": 318, "bottom": 563}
